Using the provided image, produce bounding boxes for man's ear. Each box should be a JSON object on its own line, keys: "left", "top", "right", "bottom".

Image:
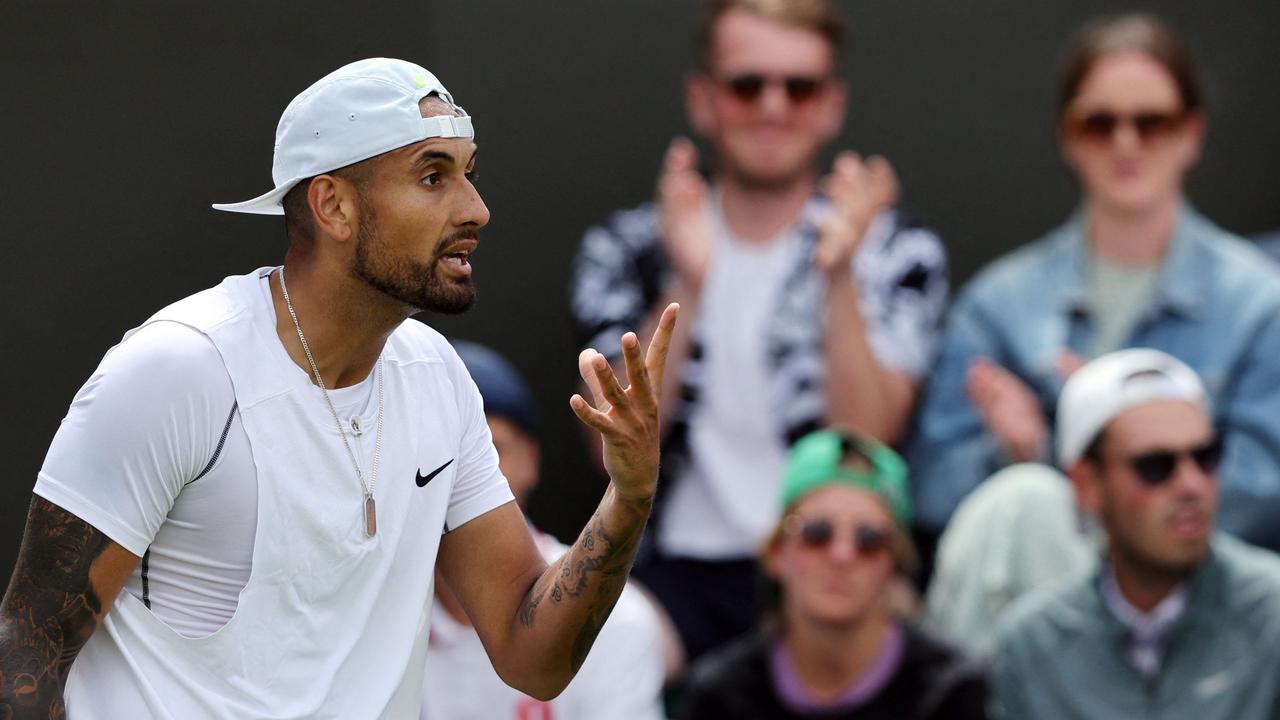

{"left": 815, "top": 78, "right": 848, "bottom": 143}
{"left": 1066, "top": 459, "right": 1104, "bottom": 517}
{"left": 307, "top": 174, "right": 361, "bottom": 243}
{"left": 685, "top": 72, "right": 716, "bottom": 136}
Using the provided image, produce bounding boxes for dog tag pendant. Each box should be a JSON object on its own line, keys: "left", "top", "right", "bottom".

{"left": 365, "top": 495, "right": 377, "bottom": 537}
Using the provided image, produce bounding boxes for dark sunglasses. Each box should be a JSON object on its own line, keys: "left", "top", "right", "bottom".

{"left": 721, "top": 73, "right": 827, "bottom": 104}
{"left": 1068, "top": 109, "right": 1187, "bottom": 143}
{"left": 785, "top": 517, "right": 892, "bottom": 556}
{"left": 1126, "top": 437, "right": 1223, "bottom": 486}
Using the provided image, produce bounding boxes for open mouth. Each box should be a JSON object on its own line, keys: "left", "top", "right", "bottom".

{"left": 437, "top": 237, "right": 478, "bottom": 274}
{"left": 441, "top": 249, "right": 471, "bottom": 268}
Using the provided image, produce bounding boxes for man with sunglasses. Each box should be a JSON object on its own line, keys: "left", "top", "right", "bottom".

{"left": 570, "top": 0, "right": 947, "bottom": 663}
{"left": 992, "top": 349, "right": 1280, "bottom": 720}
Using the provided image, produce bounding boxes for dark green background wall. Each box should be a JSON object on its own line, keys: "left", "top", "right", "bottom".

{"left": 3, "top": 1, "right": 1278, "bottom": 580}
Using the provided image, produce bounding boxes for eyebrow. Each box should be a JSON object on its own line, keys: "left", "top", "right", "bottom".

{"left": 411, "top": 147, "right": 477, "bottom": 171}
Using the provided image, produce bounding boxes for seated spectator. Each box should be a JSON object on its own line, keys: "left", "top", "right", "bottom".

{"left": 682, "top": 429, "right": 986, "bottom": 719}
{"left": 571, "top": 0, "right": 948, "bottom": 663}
{"left": 923, "top": 462, "right": 1096, "bottom": 657}
{"left": 992, "top": 349, "right": 1280, "bottom": 719}
{"left": 422, "top": 342, "right": 674, "bottom": 720}
{"left": 908, "top": 13, "right": 1280, "bottom": 550}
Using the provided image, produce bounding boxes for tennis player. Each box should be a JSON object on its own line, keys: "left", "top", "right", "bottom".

{"left": 0, "top": 57, "right": 677, "bottom": 719}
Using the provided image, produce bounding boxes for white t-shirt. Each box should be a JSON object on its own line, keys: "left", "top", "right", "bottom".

{"left": 34, "top": 268, "right": 515, "bottom": 718}
{"left": 421, "top": 530, "right": 666, "bottom": 720}
{"left": 657, "top": 205, "right": 795, "bottom": 559}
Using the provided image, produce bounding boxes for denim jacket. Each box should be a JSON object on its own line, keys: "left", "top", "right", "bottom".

{"left": 908, "top": 207, "right": 1280, "bottom": 549}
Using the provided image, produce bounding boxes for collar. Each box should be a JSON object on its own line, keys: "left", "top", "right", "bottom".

{"left": 1051, "top": 204, "right": 1210, "bottom": 321}
{"left": 1099, "top": 564, "right": 1188, "bottom": 640}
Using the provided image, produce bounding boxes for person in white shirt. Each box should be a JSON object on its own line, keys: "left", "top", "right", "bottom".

{"left": 0, "top": 58, "right": 677, "bottom": 719}
{"left": 422, "top": 341, "right": 675, "bottom": 720}
{"left": 570, "top": 0, "right": 948, "bottom": 661}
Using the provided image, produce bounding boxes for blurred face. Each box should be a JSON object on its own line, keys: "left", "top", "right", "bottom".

{"left": 1076, "top": 400, "right": 1219, "bottom": 578}
{"left": 351, "top": 99, "right": 490, "bottom": 313}
{"left": 487, "top": 415, "right": 540, "bottom": 508}
{"left": 1060, "top": 52, "right": 1204, "bottom": 217}
{"left": 688, "top": 8, "right": 846, "bottom": 190}
{"left": 764, "top": 485, "right": 895, "bottom": 629}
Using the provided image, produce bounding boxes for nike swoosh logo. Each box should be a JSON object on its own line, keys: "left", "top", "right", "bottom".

{"left": 416, "top": 459, "right": 454, "bottom": 487}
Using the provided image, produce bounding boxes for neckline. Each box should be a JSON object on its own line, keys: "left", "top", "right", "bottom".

{"left": 255, "top": 269, "right": 382, "bottom": 421}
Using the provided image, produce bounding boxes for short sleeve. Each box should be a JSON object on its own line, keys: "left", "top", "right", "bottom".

{"left": 34, "top": 321, "right": 235, "bottom": 556}
{"left": 570, "top": 206, "right": 665, "bottom": 358}
{"left": 441, "top": 347, "right": 514, "bottom": 532}
{"left": 855, "top": 211, "right": 950, "bottom": 379}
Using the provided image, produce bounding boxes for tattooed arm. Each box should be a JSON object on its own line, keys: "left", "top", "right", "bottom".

{"left": 0, "top": 496, "right": 139, "bottom": 719}
{"left": 436, "top": 305, "right": 677, "bottom": 700}
{"left": 436, "top": 486, "right": 651, "bottom": 699}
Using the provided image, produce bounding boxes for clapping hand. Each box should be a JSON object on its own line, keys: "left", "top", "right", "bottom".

{"left": 657, "top": 138, "right": 713, "bottom": 290}
{"left": 815, "top": 152, "right": 899, "bottom": 275}
{"left": 966, "top": 358, "right": 1048, "bottom": 463}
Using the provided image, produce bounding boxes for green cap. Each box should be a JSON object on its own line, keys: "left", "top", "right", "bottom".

{"left": 781, "top": 429, "right": 912, "bottom": 526}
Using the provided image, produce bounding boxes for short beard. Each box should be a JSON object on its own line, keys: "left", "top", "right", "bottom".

{"left": 352, "top": 202, "right": 477, "bottom": 314}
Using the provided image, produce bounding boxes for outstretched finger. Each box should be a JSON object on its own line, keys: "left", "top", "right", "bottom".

{"left": 590, "top": 351, "right": 631, "bottom": 411}
{"left": 644, "top": 303, "right": 680, "bottom": 399}
{"left": 570, "top": 393, "right": 613, "bottom": 434}
{"left": 578, "top": 348, "right": 612, "bottom": 412}
{"left": 620, "top": 331, "right": 655, "bottom": 409}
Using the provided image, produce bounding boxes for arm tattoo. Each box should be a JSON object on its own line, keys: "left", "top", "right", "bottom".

{"left": 0, "top": 496, "right": 114, "bottom": 719}
{"left": 516, "top": 504, "right": 646, "bottom": 671}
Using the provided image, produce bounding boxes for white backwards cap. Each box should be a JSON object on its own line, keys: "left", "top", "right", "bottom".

{"left": 1056, "top": 348, "right": 1209, "bottom": 467}
{"left": 213, "top": 57, "right": 474, "bottom": 215}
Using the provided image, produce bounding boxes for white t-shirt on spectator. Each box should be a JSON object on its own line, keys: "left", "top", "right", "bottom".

{"left": 421, "top": 530, "right": 666, "bottom": 720}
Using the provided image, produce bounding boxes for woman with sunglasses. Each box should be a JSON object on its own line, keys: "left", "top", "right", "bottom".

{"left": 681, "top": 429, "right": 987, "bottom": 720}
{"left": 909, "top": 13, "right": 1280, "bottom": 554}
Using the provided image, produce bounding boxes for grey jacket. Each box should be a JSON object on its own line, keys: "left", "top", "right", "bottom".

{"left": 992, "top": 534, "right": 1280, "bottom": 719}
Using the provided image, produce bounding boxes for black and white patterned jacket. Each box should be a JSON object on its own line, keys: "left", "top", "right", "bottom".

{"left": 570, "top": 196, "right": 948, "bottom": 461}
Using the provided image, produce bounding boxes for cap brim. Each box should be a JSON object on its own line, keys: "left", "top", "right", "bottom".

{"left": 211, "top": 180, "right": 297, "bottom": 215}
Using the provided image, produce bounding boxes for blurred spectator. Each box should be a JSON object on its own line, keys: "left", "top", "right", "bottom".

{"left": 923, "top": 462, "right": 1095, "bottom": 657}
{"left": 992, "top": 349, "right": 1280, "bottom": 719}
{"left": 571, "top": 0, "right": 948, "bottom": 661}
{"left": 682, "top": 429, "right": 986, "bottom": 719}
{"left": 908, "top": 13, "right": 1280, "bottom": 550}
{"left": 422, "top": 341, "right": 675, "bottom": 720}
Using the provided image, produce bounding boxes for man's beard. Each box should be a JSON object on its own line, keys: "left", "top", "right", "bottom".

{"left": 352, "top": 204, "right": 476, "bottom": 314}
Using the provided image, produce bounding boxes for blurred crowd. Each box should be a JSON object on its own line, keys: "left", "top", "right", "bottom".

{"left": 424, "top": 0, "right": 1280, "bottom": 718}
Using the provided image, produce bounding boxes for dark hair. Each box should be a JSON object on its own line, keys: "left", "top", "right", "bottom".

{"left": 1057, "top": 13, "right": 1203, "bottom": 119}
{"left": 694, "top": 0, "right": 845, "bottom": 70}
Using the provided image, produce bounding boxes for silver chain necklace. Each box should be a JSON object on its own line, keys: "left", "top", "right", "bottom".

{"left": 278, "top": 266, "right": 384, "bottom": 537}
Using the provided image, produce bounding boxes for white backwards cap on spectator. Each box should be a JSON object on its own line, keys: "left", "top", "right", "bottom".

{"left": 1056, "top": 348, "right": 1210, "bottom": 467}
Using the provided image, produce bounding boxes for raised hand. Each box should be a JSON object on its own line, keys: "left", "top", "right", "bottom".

{"left": 815, "top": 151, "right": 900, "bottom": 275}
{"left": 967, "top": 358, "right": 1048, "bottom": 463}
{"left": 572, "top": 303, "right": 680, "bottom": 503}
{"left": 657, "top": 138, "right": 713, "bottom": 290}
